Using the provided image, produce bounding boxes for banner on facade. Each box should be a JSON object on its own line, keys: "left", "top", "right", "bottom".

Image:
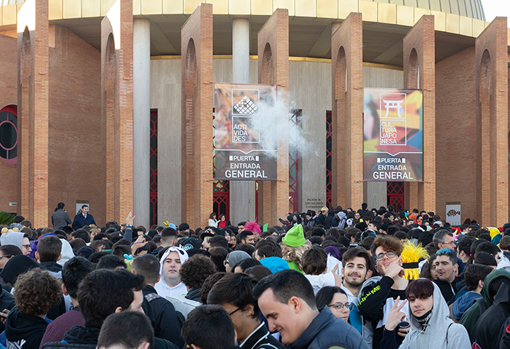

{"left": 445, "top": 202, "right": 461, "bottom": 226}
{"left": 214, "top": 83, "right": 277, "bottom": 181}
{"left": 363, "top": 88, "right": 423, "bottom": 182}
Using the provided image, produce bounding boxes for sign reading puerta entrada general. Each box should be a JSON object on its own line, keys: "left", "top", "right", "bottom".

{"left": 214, "top": 83, "right": 277, "bottom": 181}
{"left": 363, "top": 88, "right": 424, "bottom": 181}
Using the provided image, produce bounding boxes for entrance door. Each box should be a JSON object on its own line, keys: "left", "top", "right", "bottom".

{"left": 387, "top": 182, "right": 404, "bottom": 211}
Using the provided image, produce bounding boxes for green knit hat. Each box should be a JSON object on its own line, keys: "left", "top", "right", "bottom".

{"left": 282, "top": 225, "right": 306, "bottom": 247}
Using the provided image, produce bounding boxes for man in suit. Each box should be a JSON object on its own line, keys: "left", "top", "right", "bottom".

{"left": 72, "top": 205, "right": 96, "bottom": 230}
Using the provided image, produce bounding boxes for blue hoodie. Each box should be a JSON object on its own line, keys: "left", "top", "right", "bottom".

{"left": 260, "top": 257, "right": 289, "bottom": 273}
{"left": 451, "top": 291, "right": 482, "bottom": 320}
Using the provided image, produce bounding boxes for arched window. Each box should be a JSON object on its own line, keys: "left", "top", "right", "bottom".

{"left": 0, "top": 106, "right": 17, "bottom": 165}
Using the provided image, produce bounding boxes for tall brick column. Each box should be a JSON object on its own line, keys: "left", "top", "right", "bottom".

{"left": 475, "top": 18, "right": 508, "bottom": 226}
{"left": 17, "top": 0, "right": 50, "bottom": 227}
{"left": 331, "top": 12, "right": 363, "bottom": 210}
{"left": 181, "top": 3, "right": 213, "bottom": 229}
{"left": 101, "top": 0, "right": 133, "bottom": 224}
{"left": 257, "top": 9, "right": 289, "bottom": 226}
{"left": 403, "top": 15, "right": 436, "bottom": 213}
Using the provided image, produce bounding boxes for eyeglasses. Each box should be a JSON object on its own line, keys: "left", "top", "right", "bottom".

{"left": 229, "top": 307, "right": 241, "bottom": 316}
{"left": 22, "top": 244, "right": 31, "bottom": 250}
{"left": 375, "top": 251, "right": 398, "bottom": 261}
{"left": 328, "top": 302, "right": 353, "bottom": 311}
{"left": 0, "top": 255, "right": 12, "bottom": 259}
{"left": 223, "top": 260, "right": 229, "bottom": 267}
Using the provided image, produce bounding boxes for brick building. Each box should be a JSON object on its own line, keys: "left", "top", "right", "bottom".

{"left": 0, "top": 0, "right": 508, "bottom": 228}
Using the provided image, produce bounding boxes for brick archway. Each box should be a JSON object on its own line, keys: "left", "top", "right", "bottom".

{"left": 180, "top": 4, "right": 213, "bottom": 229}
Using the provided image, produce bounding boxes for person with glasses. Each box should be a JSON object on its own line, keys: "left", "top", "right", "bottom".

{"left": 358, "top": 235, "right": 410, "bottom": 349}
{"left": 0, "top": 245, "right": 21, "bottom": 270}
{"left": 207, "top": 273, "right": 283, "bottom": 349}
{"left": 315, "top": 287, "right": 352, "bottom": 323}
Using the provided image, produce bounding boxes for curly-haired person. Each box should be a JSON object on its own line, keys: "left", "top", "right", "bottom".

{"left": 5, "top": 269, "right": 62, "bottom": 349}
{"left": 280, "top": 225, "right": 311, "bottom": 273}
{"left": 179, "top": 254, "right": 216, "bottom": 303}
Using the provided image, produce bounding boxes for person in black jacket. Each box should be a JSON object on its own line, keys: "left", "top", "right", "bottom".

{"left": 42, "top": 269, "right": 177, "bottom": 349}
{"left": 358, "top": 235, "right": 410, "bottom": 349}
{"left": 132, "top": 254, "right": 185, "bottom": 348}
{"left": 5, "top": 269, "right": 62, "bottom": 349}
{"left": 179, "top": 255, "right": 216, "bottom": 302}
{"left": 97, "top": 312, "right": 154, "bottom": 349}
{"left": 182, "top": 305, "right": 241, "bottom": 349}
{"left": 72, "top": 205, "right": 96, "bottom": 231}
{"left": 471, "top": 280, "right": 510, "bottom": 349}
{"left": 208, "top": 273, "right": 283, "bottom": 349}
{"left": 314, "top": 207, "right": 327, "bottom": 227}
{"left": 324, "top": 209, "right": 335, "bottom": 230}
{"left": 432, "top": 249, "right": 462, "bottom": 303}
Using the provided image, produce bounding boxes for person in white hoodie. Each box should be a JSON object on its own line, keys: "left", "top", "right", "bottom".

{"left": 154, "top": 246, "right": 188, "bottom": 298}
{"left": 380, "top": 278, "right": 470, "bottom": 349}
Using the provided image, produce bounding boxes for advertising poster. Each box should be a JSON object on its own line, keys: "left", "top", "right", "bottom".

{"left": 214, "top": 83, "right": 277, "bottom": 181}
{"left": 445, "top": 202, "right": 461, "bottom": 226}
{"left": 363, "top": 88, "right": 423, "bottom": 181}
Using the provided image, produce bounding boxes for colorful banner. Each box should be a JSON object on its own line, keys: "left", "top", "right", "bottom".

{"left": 214, "top": 83, "right": 277, "bottom": 181}
{"left": 363, "top": 88, "right": 423, "bottom": 181}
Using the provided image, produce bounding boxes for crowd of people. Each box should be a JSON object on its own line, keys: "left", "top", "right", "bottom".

{"left": 0, "top": 202, "right": 509, "bottom": 349}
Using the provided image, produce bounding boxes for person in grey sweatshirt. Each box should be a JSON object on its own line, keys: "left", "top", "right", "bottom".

{"left": 380, "top": 278, "right": 471, "bottom": 349}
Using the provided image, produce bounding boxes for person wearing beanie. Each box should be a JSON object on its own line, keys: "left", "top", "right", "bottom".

{"left": 0, "top": 255, "right": 40, "bottom": 286}
{"left": 155, "top": 246, "right": 189, "bottom": 298}
{"left": 225, "top": 251, "right": 250, "bottom": 273}
{"left": 280, "top": 225, "right": 311, "bottom": 273}
{"left": 1, "top": 228, "right": 25, "bottom": 253}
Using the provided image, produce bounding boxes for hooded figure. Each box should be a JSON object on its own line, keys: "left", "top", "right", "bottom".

{"left": 154, "top": 247, "right": 189, "bottom": 298}
{"left": 57, "top": 239, "right": 75, "bottom": 267}
{"left": 335, "top": 211, "right": 347, "bottom": 229}
{"left": 460, "top": 269, "right": 510, "bottom": 336}
{"left": 260, "top": 256, "right": 289, "bottom": 273}
{"left": 380, "top": 280, "right": 470, "bottom": 349}
{"left": 470, "top": 282, "right": 510, "bottom": 349}
{"left": 0, "top": 228, "right": 24, "bottom": 251}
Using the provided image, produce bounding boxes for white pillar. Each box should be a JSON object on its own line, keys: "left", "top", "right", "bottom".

{"left": 230, "top": 18, "right": 256, "bottom": 225}
{"left": 133, "top": 19, "right": 151, "bottom": 228}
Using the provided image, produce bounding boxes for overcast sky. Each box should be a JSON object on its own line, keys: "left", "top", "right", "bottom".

{"left": 481, "top": 0, "right": 510, "bottom": 26}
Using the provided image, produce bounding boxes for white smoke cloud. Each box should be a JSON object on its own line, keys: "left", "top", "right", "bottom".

{"left": 244, "top": 90, "right": 313, "bottom": 160}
